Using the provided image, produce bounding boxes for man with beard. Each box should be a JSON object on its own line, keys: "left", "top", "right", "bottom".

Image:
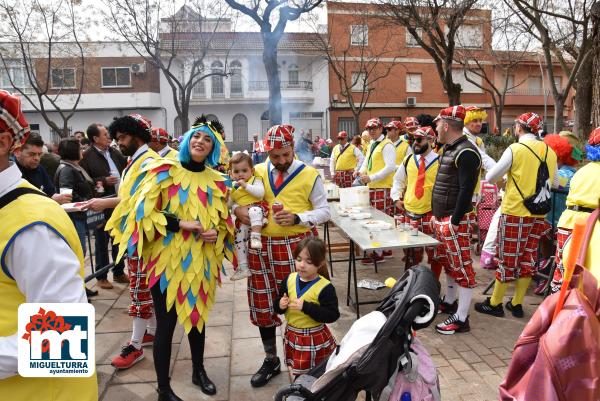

{"left": 86, "top": 114, "right": 159, "bottom": 369}
{"left": 233, "top": 124, "right": 330, "bottom": 388}
{"left": 391, "top": 126, "right": 445, "bottom": 279}
{"left": 329, "top": 130, "right": 363, "bottom": 188}
{"left": 431, "top": 106, "right": 481, "bottom": 335}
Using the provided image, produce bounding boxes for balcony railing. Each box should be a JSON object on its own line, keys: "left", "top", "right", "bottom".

{"left": 506, "top": 89, "right": 552, "bottom": 96}
{"left": 248, "top": 81, "right": 313, "bottom": 91}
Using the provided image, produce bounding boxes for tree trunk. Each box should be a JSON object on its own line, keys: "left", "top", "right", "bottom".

{"left": 446, "top": 81, "right": 462, "bottom": 106}
{"left": 592, "top": 2, "right": 600, "bottom": 129}
{"left": 573, "top": 54, "right": 593, "bottom": 140}
{"left": 553, "top": 95, "right": 565, "bottom": 134}
{"left": 496, "top": 101, "right": 504, "bottom": 135}
{"left": 263, "top": 34, "right": 282, "bottom": 126}
{"left": 354, "top": 113, "right": 361, "bottom": 137}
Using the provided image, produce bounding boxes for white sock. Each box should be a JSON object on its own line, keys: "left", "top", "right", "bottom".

{"left": 482, "top": 208, "right": 502, "bottom": 254}
{"left": 248, "top": 206, "right": 264, "bottom": 227}
{"left": 444, "top": 276, "right": 457, "bottom": 304}
{"left": 146, "top": 314, "right": 156, "bottom": 336}
{"left": 456, "top": 286, "right": 474, "bottom": 321}
{"left": 234, "top": 224, "right": 249, "bottom": 268}
{"left": 130, "top": 317, "right": 147, "bottom": 349}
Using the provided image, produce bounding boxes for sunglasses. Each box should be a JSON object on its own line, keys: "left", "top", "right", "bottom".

{"left": 413, "top": 137, "right": 427, "bottom": 143}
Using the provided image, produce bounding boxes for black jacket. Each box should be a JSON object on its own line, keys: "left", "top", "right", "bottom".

{"left": 17, "top": 161, "right": 56, "bottom": 197}
{"left": 80, "top": 146, "right": 127, "bottom": 197}
{"left": 54, "top": 161, "right": 94, "bottom": 203}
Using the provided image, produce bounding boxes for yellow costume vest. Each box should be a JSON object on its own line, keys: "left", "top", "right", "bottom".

{"left": 230, "top": 176, "right": 263, "bottom": 207}
{"left": 558, "top": 162, "right": 600, "bottom": 229}
{"left": 332, "top": 144, "right": 358, "bottom": 171}
{"left": 284, "top": 272, "right": 331, "bottom": 329}
{"left": 502, "top": 140, "right": 557, "bottom": 217}
{"left": 395, "top": 140, "right": 411, "bottom": 166}
{"left": 255, "top": 162, "right": 319, "bottom": 237}
{"left": 118, "top": 148, "right": 160, "bottom": 199}
{"left": 366, "top": 139, "right": 394, "bottom": 189}
{"left": 403, "top": 154, "right": 439, "bottom": 215}
{"left": 0, "top": 181, "right": 97, "bottom": 401}
{"left": 162, "top": 147, "right": 179, "bottom": 160}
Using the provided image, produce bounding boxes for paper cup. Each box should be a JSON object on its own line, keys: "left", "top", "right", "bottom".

{"left": 60, "top": 188, "right": 73, "bottom": 195}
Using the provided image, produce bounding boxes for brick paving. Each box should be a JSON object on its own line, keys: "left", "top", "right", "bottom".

{"left": 89, "top": 224, "right": 536, "bottom": 401}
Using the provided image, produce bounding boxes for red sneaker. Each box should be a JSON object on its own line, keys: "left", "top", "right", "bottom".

{"left": 436, "top": 314, "right": 470, "bottom": 335}
{"left": 361, "top": 253, "right": 386, "bottom": 265}
{"left": 141, "top": 331, "right": 155, "bottom": 347}
{"left": 111, "top": 344, "right": 144, "bottom": 369}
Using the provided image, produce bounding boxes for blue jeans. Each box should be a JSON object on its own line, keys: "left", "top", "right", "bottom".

{"left": 94, "top": 227, "right": 125, "bottom": 280}
{"left": 70, "top": 216, "right": 87, "bottom": 256}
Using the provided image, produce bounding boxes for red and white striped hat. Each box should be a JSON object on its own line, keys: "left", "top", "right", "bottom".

{"left": 515, "top": 112, "right": 541, "bottom": 134}
{"left": 151, "top": 127, "right": 170, "bottom": 144}
{"left": 589, "top": 126, "right": 600, "bottom": 146}
{"left": 264, "top": 124, "right": 295, "bottom": 151}
{"left": 129, "top": 113, "right": 152, "bottom": 136}
{"left": 403, "top": 116, "right": 419, "bottom": 130}
{"left": 385, "top": 120, "right": 404, "bottom": 131}
{"left": 365, "top": 118, "right": 383, "bottom": 129}
{"left": 413, "top": 126, "right": 436, "bottom": 139}
{"left": 0, "top": 90, "right": 30, "bottom": 146}
{"left": 433, "top": 105, "right": 466, "bottom": 122}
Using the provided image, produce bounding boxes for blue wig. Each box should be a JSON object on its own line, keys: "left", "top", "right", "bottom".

{"left": 585, "top": 144, "right": 600, "bottom": 162}
{"left": 178, "top": 124, "right": 222, "bottom": 167}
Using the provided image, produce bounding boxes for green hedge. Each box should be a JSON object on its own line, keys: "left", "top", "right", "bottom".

{"left": 481, "top": 134, "right": 515, "bottom": 161}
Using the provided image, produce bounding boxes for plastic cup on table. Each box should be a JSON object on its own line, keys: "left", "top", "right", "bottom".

{"left": 410, "top": 219, "right": 419, "bottom": 236}
{"left": 394, "top": 215, "right": 405, "bottom": 231}
{"left": 60, "top": 188, "right": 73, "bottom": 195}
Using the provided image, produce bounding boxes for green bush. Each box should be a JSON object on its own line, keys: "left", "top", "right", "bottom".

{"left": 481, "top": 134, "right": 515, "bottom": 161}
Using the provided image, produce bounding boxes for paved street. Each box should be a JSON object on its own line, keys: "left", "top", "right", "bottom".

{"left": 90, "top": 225, "right": 533, "bottom": 401}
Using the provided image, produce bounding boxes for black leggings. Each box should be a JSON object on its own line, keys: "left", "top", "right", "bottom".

{"left": 151, "top": 284, "right": 206, "bottom": 390}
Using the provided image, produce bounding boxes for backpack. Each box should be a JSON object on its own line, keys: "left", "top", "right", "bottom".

{"left": 499, "top": 208, "right": 600, "bottom": 401}
{"left": 512, "top": 143, "right": 552, "bottom": 215}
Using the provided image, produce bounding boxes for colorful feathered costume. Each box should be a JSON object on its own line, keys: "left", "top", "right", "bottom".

{"left": 107, "top": 119, "right": 235, "bottom": 333}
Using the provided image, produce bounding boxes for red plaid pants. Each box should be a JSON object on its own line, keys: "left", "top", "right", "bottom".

{"left": 128, "top": 257, "right": 154, "bottom": 318}
{"left": 247, "top": 230, "right": 316, "bottom": 327}
{"left": 333, "top": 170, "right": 354, "bottom": 188}
{"left": 434, "top": 213, "right": 476, "bottom": 288}
{"left": 495, "top": 214, "right": 547, "bottom": 282}
{"left": 550, "top": 227, "right": 572, "bottom": 293}
{"left": 405, "top": 211, "right": 447, "bottom": 278}
{"left": 369, "top": 188, "right": 393, "bottom": 217}
{"left": 283, "top": 324, "right": 336, "bottom": 376}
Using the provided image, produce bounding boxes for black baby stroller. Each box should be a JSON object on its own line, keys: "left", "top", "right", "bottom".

{"left": 275, "top": 265, "right": 440, "bottom": 401}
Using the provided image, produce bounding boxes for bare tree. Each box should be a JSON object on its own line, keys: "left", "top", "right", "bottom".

{"left": 223, "top": 0, "right": 323, "bottom": 125}
{"left": 307, "top": 8, "right": 402, "bottom": 134}
{"left": 103, "top": 0, "right": 233, "bottom": 132}
{"left": 0, "top": 0, "right": 87, "bottom": 138}
{"left": 380, "top": 0, "right": 481, "bottom": 105}
{"left": 508, "top": 0, "right": 596, "bottom": 135}
{"left": 592, "top": 1, "right": 600, "bottom": 129}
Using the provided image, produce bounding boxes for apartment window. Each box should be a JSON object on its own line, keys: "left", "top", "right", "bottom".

{"left": 350, "top": 25, "right": 368, "bottom": 46}
{"left": 451, "top": 69, "right": 483, "bottom": 93}
{"left": 211, "top": 61, "right": 224, "bottom": 97}
{"left": 101, "top": 67, "right": 131, "bottom": 87}
{"left": 351, "top": 72, "right": 368, "bottom": 92}
{"left": 406, "top": 73, "right": 422, "bottom": 92}
{"left": 503, "top": 74, "right": 515, "bottom": 93}
{"left": 288, "top": 64, "right": 299, "bottom": 86}
{"left": 51, "top": 68, "right": 76, "bottom": 89}
{"left": 192, "top": 65, "right": 205, "bottom": 98}
{"left": 553, "top": 76, "right": 562, "bottom": 90}
{"left": 528, "top": 76, "right": 543, "bottom": 95}
{"left": 0, "top": 61, "right": 27, "bottom": 90}
{"left": 338, "top": 117, "right": 356, "bottom": 137}
{"left": 406, "top": 28, "right": 422, "bottom": 47}
{"left": 454, "top": 25, "right": 483, "bottom": 49}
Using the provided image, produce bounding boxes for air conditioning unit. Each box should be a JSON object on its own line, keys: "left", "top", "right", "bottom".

{"left": 131, "top": 62, "right": 146, "bottom": 74}
{"left": 406, "top": 97, "right": 417, "bottom": 107}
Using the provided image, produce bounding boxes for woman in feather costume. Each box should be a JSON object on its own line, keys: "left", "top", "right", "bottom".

{"left": 107, "top": 116, "right": 234, "bottom": 401}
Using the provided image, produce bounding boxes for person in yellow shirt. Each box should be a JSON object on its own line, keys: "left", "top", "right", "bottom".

{"left": 329, "top": 130, "right": 364, "bottom": 188}
{"left": 149, "top": 127, "right": 178, "bottom": 159}
{"left": 0, "top": 90, "right": 97, "bottom": 400}
{"left": 360, "top": 129, "right": 370, "bottom": 155}
{"left": 476, "top": 112, "right": 558, "bottom": 319}
{"left": 551, "top": 127, "right": 600, "bottom": 291}
{"left": 385, "top": 120, "right": 413, "bottom": 166}
{"left": 391, "top": 126, "right": 445, "bottom": 279}
{"left": 233, "top": 124, "right": 330, "bottom": 388}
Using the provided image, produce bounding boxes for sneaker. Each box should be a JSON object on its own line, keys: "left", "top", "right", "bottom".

{"left": 361, "top": 253, "right": 386, "bottom": 265}
{"left": 505, "top": 300, "right": 524, "bottom": 318}
{"left": 97, "top": 279, "right": 113, "bottom": 289}
{"left": 533, "top": 280, "right": 548, "bottom": 296}
{"left": 250, "top": 357, "right": 281, "bottom": 388}
{"left": 230, "top": 268, "right": 251, "bottom": 281}
{"left": 437, "top": 298, "right": 458, "bottom": 315}
{"left": 436, "top": 314, "right": 470, "bottom": 335}
{"left": 111, "top": 344, "right": 144, "bottom": 369}
{"left": 85, "top": 287, "right": 98, "bottom": 297}
{"left": 113, "top": 274, "right": 130, "bottom": 284}
{"left": 479, "top": 250, "right": 497, "bottom": 270}
{"left": 250, "top": 233, "right": 262, "bottom": 249}
{"left": 474, "top": 297, "right": 505, "bottom": 317}
{"left": 382, "top": 250, "right": 393, "bottom": 259}
{"left": 141, "top": 331, "right": 155, "bottom": 347}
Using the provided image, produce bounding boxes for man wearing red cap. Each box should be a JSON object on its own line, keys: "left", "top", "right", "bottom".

{"left": 431, "top": 105, "right": 482, "bottom": 335}
{"left": 0, "top": 90, "right": 98, "bottom": 399}
{"left": 357, "top": 117, "right": 397, "bottom": 264}
{"left": 391, "top": 126, "right": 445, "bottom": 279}
{"left": 233, "top": 124, "right": 330, "bottom": 388}
{"left": 386, "top": 120, "right": 413, "bottom": 166}
{"left": 87, "top": 114, "right": 160, "bottom": 370}
{"left": 329, "top": 130, "right": 364, "bottom": 188}
{"left": 475, "top": 112, "right": 558, "bottom": 319}
{"left": 149, "top": 127, "right": 178, "bottom": 159}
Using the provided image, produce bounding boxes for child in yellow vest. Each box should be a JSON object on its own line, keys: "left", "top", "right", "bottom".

{"left": 274, "top": 238, "right": 339, "bottom": 376}
{"left": 229, "top": 152, "right": 268, "bottom": 281}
